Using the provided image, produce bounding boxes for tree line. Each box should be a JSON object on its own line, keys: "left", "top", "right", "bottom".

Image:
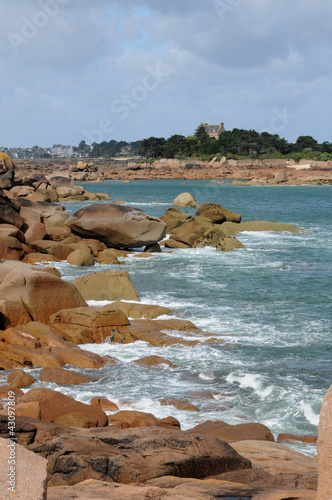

{"left": 78, "top": 125, "right": 332, "bottom": 161}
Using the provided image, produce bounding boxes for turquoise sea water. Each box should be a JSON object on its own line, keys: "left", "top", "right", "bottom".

{"left": 34, "top": 180, "right": 332, "bottom": 456}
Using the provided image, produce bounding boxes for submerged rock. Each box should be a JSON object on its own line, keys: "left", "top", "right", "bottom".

{"left": 133, "top": 355, "right": 177, "bottom": 368}
{"left": 220, "top": 220, "right": 304, "bottom": 236}
{"left": 159, "top": 399, "right": 200, "bottom": 412}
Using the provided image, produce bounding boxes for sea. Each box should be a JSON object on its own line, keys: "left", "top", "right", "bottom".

{"left": 29, "top": 179, "right": 332, "bottom": 457}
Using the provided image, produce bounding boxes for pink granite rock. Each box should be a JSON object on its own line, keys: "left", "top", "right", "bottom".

{"left": 0, "top": 437, "right": 47, "bottom": 499}
{"left": 317, "top": 384, "right": 332, "bottom": 499}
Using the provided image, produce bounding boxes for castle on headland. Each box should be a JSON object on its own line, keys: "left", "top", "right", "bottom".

{"left": 203, "top": 122, "right": 226, "bottom": 139}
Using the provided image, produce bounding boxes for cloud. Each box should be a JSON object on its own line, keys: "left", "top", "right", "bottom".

{"left": 1, "top": 0, "right": 331, "bottom": 146}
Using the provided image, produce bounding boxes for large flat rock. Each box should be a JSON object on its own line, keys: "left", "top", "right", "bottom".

{"left": 66, "top": 203, "right": 166, "bottom": 248}
{"left": 30, "top": 425, "right": 251, "bottom": 486}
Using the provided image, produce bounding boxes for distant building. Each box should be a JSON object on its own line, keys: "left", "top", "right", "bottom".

{"left": 50, "top": 144, "right": 74, "bottom": 158}
{"left": 3, "top": 144, "right": 80, "bottom": 159}
{"left": 8, "top": 147, "right": 50, "bottom": 159}
{"left": 203, "top": 122, "right": 225, "bottom": 139}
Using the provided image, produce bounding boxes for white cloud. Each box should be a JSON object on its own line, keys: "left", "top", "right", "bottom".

{"left": 1, "top": 0, "right": 331, "bottom": 146}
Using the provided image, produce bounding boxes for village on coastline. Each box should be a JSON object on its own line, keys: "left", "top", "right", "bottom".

{"left": 2, "top": 122, "right": 331, "bottom": 188}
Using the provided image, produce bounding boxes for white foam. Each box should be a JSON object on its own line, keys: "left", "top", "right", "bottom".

{"left": 139, "top": 295, "right": 201, "bottom": 309}
{"left": 131, "top": 202, "right": 170, "bottom": 206}
{"left": 198, "top": 372, "right": 217, "bottom": 381}
{"left": 87, "top": 299, "right": 140, "bottom": 307}
{"left": 227, "top": 372, "right": 273, "bottom": 398}
{"left": 87, "top": 300, "right": 113, "bottom": 307}
{"left": 300, "top": 401, "right": 320, "bottom": 426}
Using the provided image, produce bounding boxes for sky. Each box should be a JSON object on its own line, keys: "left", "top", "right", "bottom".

{"left": 1, "top": 0, "right": 332, "bottom": 147}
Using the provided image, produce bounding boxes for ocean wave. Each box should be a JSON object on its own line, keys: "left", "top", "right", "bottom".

{"left": 300, "top": 401, "right": 320, "bottom": 426}
{"left": 198, "top": 372, "right": 217, "bottom": 381}
{"left": 226, "top": 372, "right": 274, "bottom": 399}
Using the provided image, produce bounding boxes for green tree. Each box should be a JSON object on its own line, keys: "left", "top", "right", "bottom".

{"left": 91, "top": 140, "right": 131, "bottom": 157}
{"left": 194, "top": 124, "right": 212, "bottom": 155}
{"left": 183, "top": 136, "right": 199, "bottom": 157}
{"left": 207, "top": 139, "right": 220, "bottom": 155}
{"left": 137, "top": 137, "right": 166, "bottom": 158}
{"left": 295, "top": 135, "right": 318, "bottom": 151}
{"left": 162, "top": 135, "right": 187, "bottom": 158}
{"left": 321, "top": 141, "right": 332, "bottom": 153}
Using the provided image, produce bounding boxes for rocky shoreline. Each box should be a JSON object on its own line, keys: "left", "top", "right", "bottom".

{"left": 0, "top": 159, "right": 331, "bottom": 499}
{"left": 12, "top": 156, "right": 332, "bottom": 185}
